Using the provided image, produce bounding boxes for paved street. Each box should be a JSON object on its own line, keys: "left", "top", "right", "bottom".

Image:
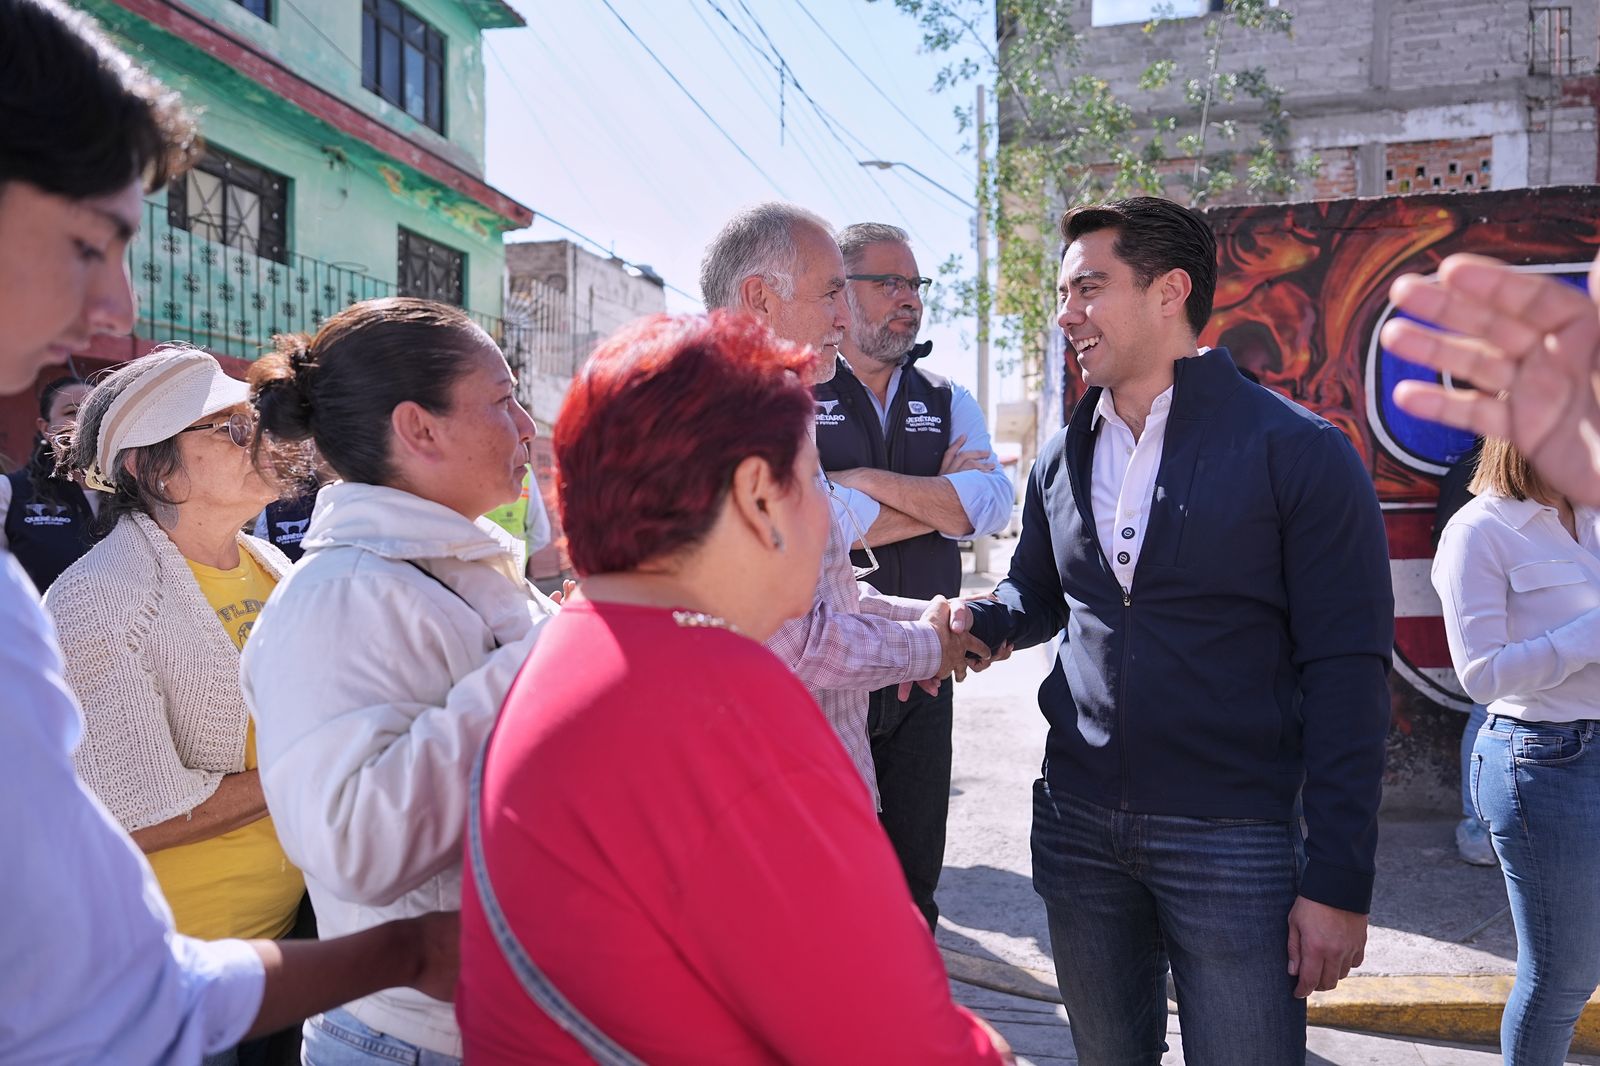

{"left": 937, "top": 543, "right": 1599, "bottom": 1066}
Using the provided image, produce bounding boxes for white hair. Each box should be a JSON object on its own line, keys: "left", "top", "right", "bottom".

{"left": 699, "top": 201, "right": 833, "bottom": 310}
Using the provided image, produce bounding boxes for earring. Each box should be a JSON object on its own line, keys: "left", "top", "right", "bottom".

{"left": 771, "top": 530, "right": 785, "bottom": 551}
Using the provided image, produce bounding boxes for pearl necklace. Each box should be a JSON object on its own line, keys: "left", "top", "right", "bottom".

{"left": 672, "top": 610, "right": 739, "bottom": 633}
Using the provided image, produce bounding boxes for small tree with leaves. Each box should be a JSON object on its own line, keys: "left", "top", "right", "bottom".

{"left": 883, "top": 0, "right": 1315, "bottom": 381}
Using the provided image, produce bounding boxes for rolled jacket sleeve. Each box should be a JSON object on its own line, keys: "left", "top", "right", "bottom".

{"left": 941, "top": 383, "right": 1014, "bottom": 541}
{"left": 827, "top": 481, "right": 882, "bottom": 542}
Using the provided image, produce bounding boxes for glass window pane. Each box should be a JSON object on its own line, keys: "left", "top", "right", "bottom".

{"left": 403, "top": 11, "right": 426, "bottom": 47}
{"left": 379, "top": 0, "right": 400, "bottom": 28}
{"left": 226, "top": 185, "right": 261, "bottom": 255}
{"left": 380, "top": 30, "right": 401, "bottom": 102}
{"left": 361, "top": 11, "right": 377, "bottom": 87}
{"left": 425, "top": 57, "right": 441, "bottom": 131}
{"left": 403, "top": 44, "right": 426, "bottom": 120}
{"left": 188, "top": 170, "right": 225, "bottom": 245}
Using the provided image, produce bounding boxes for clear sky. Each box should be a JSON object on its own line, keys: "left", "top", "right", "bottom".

{"left": 480, "top": 0, "right": 1020, "bottom": 403}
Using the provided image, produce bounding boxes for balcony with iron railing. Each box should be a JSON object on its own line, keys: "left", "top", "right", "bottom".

{"left": 128, "top": 200, "right": 587, "bottom": 380}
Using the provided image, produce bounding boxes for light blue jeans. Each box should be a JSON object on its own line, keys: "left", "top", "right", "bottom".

{"left": 1472, "top": 715, "right": 1600, "bottom": 1066}
{"left": 1031, "top": 779, "right": 1307, "bottom": 1065}
{"left": 301, "top": 1009, "right": 460, "bottom": 1066}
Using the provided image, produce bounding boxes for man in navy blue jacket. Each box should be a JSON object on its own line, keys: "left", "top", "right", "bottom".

{"left": 966, "top": 197, "right": 1394, "bottom": 1064}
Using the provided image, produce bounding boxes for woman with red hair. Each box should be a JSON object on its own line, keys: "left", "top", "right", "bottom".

{"left": 457, "top": 312, "right": 1010, "bottom": 1064}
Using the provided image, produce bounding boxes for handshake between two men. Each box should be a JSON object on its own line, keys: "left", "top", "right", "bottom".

{"left": 898, "top": 594, "right": 1010, "bottom": 702}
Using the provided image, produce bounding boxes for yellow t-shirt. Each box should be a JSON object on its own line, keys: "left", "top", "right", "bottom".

{"left": 145, "top": 551, "right": 304, "bottom": 940}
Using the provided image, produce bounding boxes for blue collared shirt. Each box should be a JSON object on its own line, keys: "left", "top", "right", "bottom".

{"left": 0, "top": 551, "right": 264, "bottom": 1065}
{"left": 828, "top": 364, "right": 1014, "bottom": 540}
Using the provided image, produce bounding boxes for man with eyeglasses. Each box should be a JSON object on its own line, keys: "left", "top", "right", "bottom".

{"left": 816, "top": 223, "right": 1014, "bottom": 930}
{"left": 698, "top": 203, "right": 990, "bottom": 812}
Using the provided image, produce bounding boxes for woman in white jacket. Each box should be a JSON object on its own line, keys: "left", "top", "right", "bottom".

{"left": 241, "top": 297, "right": 555, "bottom": 1065}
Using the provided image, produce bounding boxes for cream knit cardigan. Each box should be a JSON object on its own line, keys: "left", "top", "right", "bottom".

{"left": 45, "top": 511, "right": 291, "bottom": 832}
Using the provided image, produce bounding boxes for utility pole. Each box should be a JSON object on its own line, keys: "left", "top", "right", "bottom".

{"left": 973, "top": 83, "right": 992, "bottom": 577}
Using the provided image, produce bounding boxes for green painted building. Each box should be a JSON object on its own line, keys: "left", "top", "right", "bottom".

{"left": 75, "top": 0, "right": 532, "bottom": 364}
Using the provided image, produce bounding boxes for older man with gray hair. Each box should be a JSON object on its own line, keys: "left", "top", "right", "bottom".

{"left": 699, "top": 202, "right": 988, "bottom": 805}
{"left": 817, "top": 221, "right": 1013, "bottom": 931}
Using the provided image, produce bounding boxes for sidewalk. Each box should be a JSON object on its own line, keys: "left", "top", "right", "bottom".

{"left": 938, "top": 543, "right": 1600, "bottom": 1065}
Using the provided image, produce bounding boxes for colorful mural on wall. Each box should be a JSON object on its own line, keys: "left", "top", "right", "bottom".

{"left": 1058, "top": 185, "right": 1600, "bottom": 805}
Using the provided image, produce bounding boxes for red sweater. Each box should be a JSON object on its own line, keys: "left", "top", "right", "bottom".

{"left": 457, "top": 600, "right": 1002, "bottom": 1064}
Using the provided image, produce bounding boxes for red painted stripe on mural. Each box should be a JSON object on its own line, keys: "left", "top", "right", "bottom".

{"left": 1384, "top": 509, "right": 1437, "bottom": 559}
{"left": 1394, "top": 615, "right": 1452, "bottom": 668}
{"left": 102, "top": 0, "right": 534, "bottom": 228}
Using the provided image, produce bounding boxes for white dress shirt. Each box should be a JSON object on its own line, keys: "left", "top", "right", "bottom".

{"left": 1432, "top": 493, "right": 1600, "bottom": 723}
{"left": 827, "top": 363, "right": 1014, "bottom": 540}
{"left": 1091, "top": 385, "right": 1175, "bottom": 595}
{"left": 0, "top": 551, "right": 264, "bottom": 1064}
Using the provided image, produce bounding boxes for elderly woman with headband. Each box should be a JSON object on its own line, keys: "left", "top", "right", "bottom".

{"left": 47, "top": 345, "right": 306, "bottom": 1065}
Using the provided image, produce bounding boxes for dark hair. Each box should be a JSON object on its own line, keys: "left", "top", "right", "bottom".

{"left": 27, "top": 375, "right": 84, "bottom": 507}
{"left": 555, "top": 311, "right": 819, "bottom": 576}
{"left": 1059, "top": 196, "right": 1217, "bottom": 337}
{"left": 0, "top": 0, "right": 200, "bottom": 198}
{"left": 251, "top": 297, "right": 492, "bottom": 486}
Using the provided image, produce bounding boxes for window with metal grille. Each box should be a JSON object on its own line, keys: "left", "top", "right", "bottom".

{"left": 1529, "top": 6, "right": 1573, "bottom": 76}
{"left": 166, "top": 146, "right": 289, "bottom": 264}
{"left": 232, "top": 0, "right": 271, "bottom": 20}
{"left": 397, "top": 228, "right": 465, "bottom": 306}
{"left": 362, "top": 0, "right": 445, "bottom": 134}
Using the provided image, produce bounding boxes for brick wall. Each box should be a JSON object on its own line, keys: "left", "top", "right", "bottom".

{"left": 1381, "top": 137, "right": 1493, "bottom": 195}
{"left": 1309, "top": 146, "right": 1360, "bottom": 200}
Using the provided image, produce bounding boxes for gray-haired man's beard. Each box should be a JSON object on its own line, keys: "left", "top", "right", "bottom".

{"left": 853, "top": 314, "right": 920, "bottom": 366}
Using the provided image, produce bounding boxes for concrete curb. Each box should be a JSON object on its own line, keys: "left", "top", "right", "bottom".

{"left": 939, "top": 950, "right": 1600, "bottom": 1054}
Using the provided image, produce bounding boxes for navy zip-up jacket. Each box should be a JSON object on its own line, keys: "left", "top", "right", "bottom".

{"left": 967, "top": 348, "right": 1394, "bottom": 913}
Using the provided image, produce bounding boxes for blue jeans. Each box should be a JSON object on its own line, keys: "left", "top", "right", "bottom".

{"left": 302, "top": 1009, "right": 460, "bottom": 1066}
{"left": 1472, "top": 716, "right": 1600, "bottom": 1066}
{"left": 1031, "top": 780, "right": 1306, "bottom": 1065}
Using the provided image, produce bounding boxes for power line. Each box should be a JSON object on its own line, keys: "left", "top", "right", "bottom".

{"left": 483, "top": 38, "right": 607, "bottom": 225}
{"left": 703, "top": 0, "right": 937, "bottom": 247}
{"left": 279, "top": 0, "right": 366, "bottom": 77}
{"left": 789, "top": 0, "right": 970, "bottom": 177}
{"left": 594, "top": 0, "right": 792, "bottom": 197}
{"left": 682, "top": 0, "right": 901, "bottom": 225}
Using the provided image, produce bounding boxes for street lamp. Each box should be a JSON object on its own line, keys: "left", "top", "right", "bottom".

{"left": 856, "top": 88, "right": 993, "bottom": 573}
{"left": 856, "top": 160, "right": 976, "bottom": 211}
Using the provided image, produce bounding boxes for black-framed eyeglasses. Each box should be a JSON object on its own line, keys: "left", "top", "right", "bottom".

{"left": 847, "top": 273, "right": 933, "bottom": 298}
{"left": 180, "top": 410, "right": 253, "bottom": 448}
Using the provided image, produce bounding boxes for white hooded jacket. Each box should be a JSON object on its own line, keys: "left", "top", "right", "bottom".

{"left": 242, "top": 481, "right": 555, "bottom": 1056}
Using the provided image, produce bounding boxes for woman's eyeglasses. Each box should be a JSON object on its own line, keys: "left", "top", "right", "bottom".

{"left": 180, "top": 410, "right": 253, "bottom": 448}
{"left": 824, "top": 476, "right": 880, "bottom": 581}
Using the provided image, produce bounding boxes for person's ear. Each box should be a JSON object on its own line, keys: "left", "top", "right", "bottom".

{"left": 737, "top": 275, "right": 773, "bottom": 320}
{"left": 35, "top": 417, "right": 49, "bottom": 437}
{"left": 727, "top": 454, "right": 785, "bottom": 550}
{"left": 1156, "top": 268, "right": 1193, "bottom": 321}
{"left": 389, "top": 399, "right": 444, "bottom": 462}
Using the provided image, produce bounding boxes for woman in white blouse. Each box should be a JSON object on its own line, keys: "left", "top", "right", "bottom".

{"left": 1432, "top": 436, "right": 1600, "bottom": 1066}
